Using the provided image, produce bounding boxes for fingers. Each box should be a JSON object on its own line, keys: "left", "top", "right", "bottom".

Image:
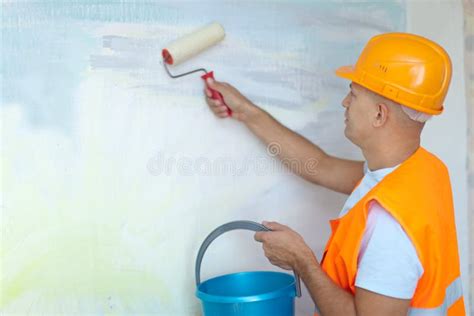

{"left": 206, "top": 97, "right": 223, "bottom": 108}
{"left": 215, "top": 107, "right": 230, "bottom": 118}
{"left": 216, "top": 106, "right": 229, "bottom": 114}
{"left": 204, "top": 90, "right": 229, "bottom": 118}
{"left": 203, "top": 79, "right": 238, "bottom": 120}
{"left": 205, "top": 87, "right": 212, "bottom": 98}
{"left": 261, "top": 243, "right": 292, "bottom": 270}
{"left": 254, "top": 231, "right": 267, "bottom": 242}
{"left": 262, "top": 221, "right": 287, "bottom": 231}
{"left": 208, "top": 100, "right": 229, "bottom": 118}
{"left": 206, "top": 77, "right": 228, "bottom": 93}
{"left": 254, "top": 221, "right": 289, "bottom": 242}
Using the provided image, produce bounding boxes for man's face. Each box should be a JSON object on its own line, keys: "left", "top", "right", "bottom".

{"left": 341, "top": 82, "right": 377, "bottom": 146}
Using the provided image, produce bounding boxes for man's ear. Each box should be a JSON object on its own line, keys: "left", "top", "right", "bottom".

{"left": 373, "top": 103, "right": 389, "bottom": 127}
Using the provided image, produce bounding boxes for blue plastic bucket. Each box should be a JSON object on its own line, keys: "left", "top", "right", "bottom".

{"left": 195, "top": 221, "right": 301, "bottom": 316}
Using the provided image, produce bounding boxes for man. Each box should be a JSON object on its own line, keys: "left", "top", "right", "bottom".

{"left": 204, "top": 33, "right": 464, "bottom": 315}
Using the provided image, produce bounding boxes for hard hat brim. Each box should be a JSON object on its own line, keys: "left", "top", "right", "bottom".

{"left": 335, "top": 65, "right": 356, "bottom": 81}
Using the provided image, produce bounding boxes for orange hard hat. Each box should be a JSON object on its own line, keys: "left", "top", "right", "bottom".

{"left": 336, "top": 33, "right": 452, "bottom": 115}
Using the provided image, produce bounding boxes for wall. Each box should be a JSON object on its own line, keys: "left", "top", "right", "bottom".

{"left": 1, "top": 0, "right": 469, "bottom": 315}
{"left": 463, "top": 0, "right": 474, "bottom": 314}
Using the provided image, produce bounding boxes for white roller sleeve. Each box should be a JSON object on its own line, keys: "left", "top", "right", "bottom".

{"left": 163, "top": 22, "right": 225, "bottom": 65}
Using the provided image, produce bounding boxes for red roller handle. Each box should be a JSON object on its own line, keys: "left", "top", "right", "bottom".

{"left": 201, "top": 71, "right": 232, "bottom": 117}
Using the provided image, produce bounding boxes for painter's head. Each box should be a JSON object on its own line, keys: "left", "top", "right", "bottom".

{"left": 335, "top": 32, "right": 452, "bottom": 148}
{"left": 341, "top": 82, "right": 427, "bottom": 148}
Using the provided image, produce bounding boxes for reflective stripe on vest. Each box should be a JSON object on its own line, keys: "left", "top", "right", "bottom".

{"left": 408, "top": 277, "right": 463, "bottom": 316}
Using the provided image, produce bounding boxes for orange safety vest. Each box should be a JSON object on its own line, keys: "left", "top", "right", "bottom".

{"left": 318, "top": 147, "right": 465, "bottom": 315}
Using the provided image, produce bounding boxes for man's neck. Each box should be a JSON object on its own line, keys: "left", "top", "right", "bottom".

{"left": 363, "top": 140, "right": 421, "bottom": 171}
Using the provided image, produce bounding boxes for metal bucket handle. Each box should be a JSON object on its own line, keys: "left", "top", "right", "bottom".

{"left": 195, "top": 220, "right": 302, "bottom": 297}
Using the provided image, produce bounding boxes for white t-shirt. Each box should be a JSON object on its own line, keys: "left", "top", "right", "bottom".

{"left": 338, "top": 162, "right": 424, "bottom": 299}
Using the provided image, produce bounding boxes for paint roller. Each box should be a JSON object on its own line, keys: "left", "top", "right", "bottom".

{"left": 162, "top": 22, "right": 232, "bottom": 116}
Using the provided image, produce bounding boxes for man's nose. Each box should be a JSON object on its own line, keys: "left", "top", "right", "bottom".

{"left": 341, "top": 93, "right": 350, "bottom": 108}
